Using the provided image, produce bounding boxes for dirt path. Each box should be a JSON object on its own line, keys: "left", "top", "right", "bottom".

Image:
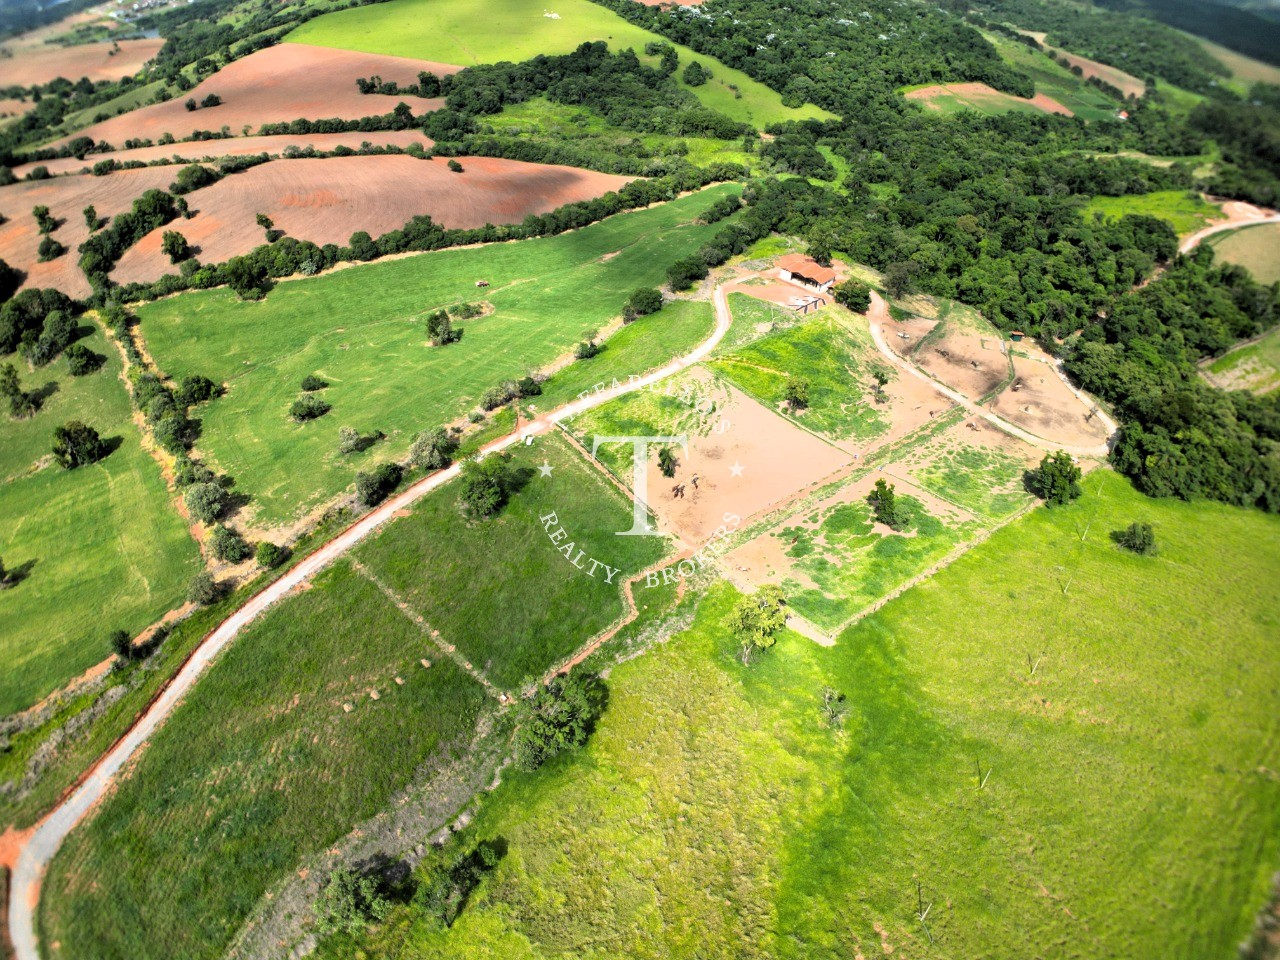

{"left": 1179, "top": 201, "right": 1280, "bottom": 254}
{"left": 865, "top": 293, "right": 1113, "bottom": 457}
{"left": 5, "top": 278, "right": 739, "bottom": 960}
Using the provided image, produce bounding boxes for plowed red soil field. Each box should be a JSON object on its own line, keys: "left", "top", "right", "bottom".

{"left": 51, "top": 43, "right": 458, "bottom": 150}
{"left": 905, "top": 82, "right": 1073, "bottom": 117}
{"left": 0, "top": 38, "right": 162, "bottom": 87}
{"left": 112, "top": 154, "right": 633, "bottom": 285}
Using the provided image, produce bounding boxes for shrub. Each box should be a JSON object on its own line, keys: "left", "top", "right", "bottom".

{"left": 37, "top": 236, "right": 65, "bottom": 262}
{"left": 256, "top": 541, "right": 289, "bottom": 569}
{"left": 516, "top": 376, "right": 541, "bottom": 398}
{"left": 409, "top": 427, "right": 458, "bottom": 471}
{"left": 64, "top": 343, "right": 105, "bottom": 376}
{"left": 210, "top": 524, "right": 252, "bottom": 563}
{"left": 52, "top": 421, "right": 107, "bottom": 469}
{"left": 479, "top": 382, "right": 517, "bottom": 411}
{"left": 300, "top": 374, "right": 328, "bottom": 391}
{"left": 313, "top": 868, "right": 391, "bottom": 937}
{"left": 1114, "top": 521, "right": 1157, "bottom": 555}
{"left": 833, "top": 279, "right": 872, "bottom": 312}
{"left": 290, "top": 394, "right": 331, "bottom": 422}
{"left": 574, "top": 340, "right": 601, "bottom": 360}
{"left": 187, "top": 571, "right": 220, "bottom": 605}
{"left": 447, "top": 159, "right": 463, "bottom": 172}
{"left": 184, "top": 481, "right": 228, "bottom": 524}
{"left": 355, "top": 462, "right": 402, "bottom": 507}
{"left": 175, "top": 374, "right": 218, "bottom": 406}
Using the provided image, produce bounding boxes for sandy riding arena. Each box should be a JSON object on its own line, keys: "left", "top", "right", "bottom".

{"left": 111, "top": 154, "right": 633, "bottom": 284}
{"left": 905, "top": 82, "right": 1073, "bottom": 117}
{"left": 52, "top": 44, "right": 460, "bottom": 150}
{"left": 0, "top": 38, "right": 163, "bottom": 87}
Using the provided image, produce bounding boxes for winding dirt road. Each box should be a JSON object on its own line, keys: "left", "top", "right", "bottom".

{"left": 6, "top": 282, "right": 739, "bottom": 960}
{"left": 1178, "top": 201, "right": 1280, "bottom": 255}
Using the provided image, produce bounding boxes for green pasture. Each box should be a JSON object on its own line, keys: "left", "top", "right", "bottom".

{"left": 900, "top": 431, "right": 1034, "bottom": 519}
{"left": 0, "top": 328, "right": 199, "bottom": 715}
{"left": 1206, "top": 221, "right": 1280, "bottom": 283}
{"left": 286, "top": 0, "right": 834, "bottom": 128}
{"left": 135, "top": 185, "right": 741, "bottom": 529}
{"left": 1084, "top": 190, "right": 1222, "bottom": 236}
{"left": 985, "top": 31, "right": 1121, "bottom": 122}
{"left": 316, "top": 469, "right": 1280, "bottom": 960}
{"left": 707, "top": 305, "right": 892, "bottom": 445}
{"left": 353, "top": 432, "right": 669, "bottom": 689}
{"left": 40, "top": 558, "right": 489, "bottom": 960}
{"left": 1203, "top": 324, "right": 1280, "bottom": 396}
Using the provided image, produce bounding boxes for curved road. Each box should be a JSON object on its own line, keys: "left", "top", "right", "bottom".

{"left": 6, "top": 281, "right": 739, "bottom": 960}
{"left": 1178, "top": 204, "right": 1280, "bottom": 255}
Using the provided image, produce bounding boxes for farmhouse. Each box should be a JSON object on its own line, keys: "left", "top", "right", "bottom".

{"left": 777, "top": 254, "right": 836, "bottom": 292}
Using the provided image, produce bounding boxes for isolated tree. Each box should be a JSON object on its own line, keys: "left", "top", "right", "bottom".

{"left": 37, "top": 236, "right": 64, "bottom": 262}
{"left": 425, "top": 309, "right": 459, "bottom": 345}
{"left": 256, "top": 541, "right": 288, "bottom": 568}
{"left": 184, "top": 97, "right": 197, "bottom": 111}
{"left": 83, "top": 204, "right": 98, "bottom": 231}
{"left": 339, "top": 425, "right": 361, "bottom": 455}
{"left": 65, "top": 343, "right": 104, "bottom": 376}
{"left": 784, "top": 378, "right": 810, "bottom": 409}
{"left": 161, "top": 230, "right": 190, "bottom": 264}
{"left": 290, "top": 394, "right": 331, "bottom": 422}
{"left": 628, "top": 287, "right": 664, "bottom": 316}
{"left": 727, "top": 584, "right": 787, "bottom": 665}
{"left": 187, "top": 571, "right": 220, "bottom": 605}
{"left": 512, "top": 672, "right": 605, "bottom": 772}
{"left": 52, "top": 421, "right": 107, "bottom": 469}
{"left": 300, "top": 374, "right": 328, "bottom": 392}
{"left": 869, "top": 477, "right": 908, "bottom": 529}
{"left": 175, "top": 374, "right": 218, "bottom": 406}
{"left": 1032, "top": 451, "right": 1082, "bottom": 506}
{"left": 1115, "top": 521, "right": 1156, "bottom": 555}
{"left": 409, "top": 427, "right": 458, "bottom": 471}
{"left": 833, "top": 279, "right": 871, "bottom": 312}
{"left": 210, "top": 524, "right": 252, "bottom": 563}
{"left": 355, "top": 462, "right": 402, "bottom": 507}
{"left": 657, "top": 446, "right": 678, "bottom": 478}
{"left": 447, "top": 159, "right": 463, "bottom": 173}
{"left": 32, "top": 204, "right": 55, "bottom": 234}
{"left": 313, "top": 868, "right": 391, "bottom": 937}
{"left": 109, "top": 628, "right": 133, "bottom": 660}
{"left": 255, "top": 212, "right": 273, "bottom": 231}
{"left": 682, "top": 60, "right": 710, "bottom": 86}
{"left": 200, "top": 92, "right": 222, "bottom": 108}
{"left": 184, "top": 481, "right": 228, "bottom": 524}
{"left": 459, "top": 454, "right": 510, "bottom": 518}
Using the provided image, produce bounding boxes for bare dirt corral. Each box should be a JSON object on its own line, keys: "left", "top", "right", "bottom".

{"left": 13, "top": 129, "right": 434, "bottom": 178}
{"left": 914, "top": 323, "right": 1010, "bottom": 400}
{"left": 0, "top": 164, "right": 180, "bottom": 297}
{"left": 991, "top": 355, "right": 1111, "bottom": 448}
{"left": 880, "top": 313, "right": 938, "bottom": 359}
{"left": 0, "top": 38, "right": 163, "bottom": 87}
{"left": 642, "top": 373, "right": 851, "bottom": 545}
{"left": 51, "top": 43, "right": 459, "bottom": 150}
{"left": 111, "top": 154, "right": 634, "bottom": 285}
{"left": 905, "top": 82, "right": 1073, "bottom": 117}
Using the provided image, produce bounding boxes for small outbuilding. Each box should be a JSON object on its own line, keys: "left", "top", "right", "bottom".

{"left": 1010, "top": 330, "right": 1025, "bottom": 342}
{"left": 778, "top": 254, "right": 837, "bottom": 293}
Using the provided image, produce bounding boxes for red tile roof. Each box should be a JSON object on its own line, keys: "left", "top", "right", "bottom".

{"left": 777, "top": 254, "right": 837, "bottom": 285}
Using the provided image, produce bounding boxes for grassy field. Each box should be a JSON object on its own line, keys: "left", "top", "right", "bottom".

{"left": 352, "top": 432, "right": 669, "bottom": 689}
{"left": 985, "top": 31, "right": 1121, "bottom": 122}
{"left": 137, "top": 185, "right": 740, "bottom": 529}
{"left": 1206, "top": 221, "right": 1280, "bottom": 283}
{"left": 40, "top": 558, "right": 489, "bottom": 960}
{"left": 287, "top": 0, "right": 833, "bottom": 128}
{"left": 707, "top": 304, "right": 893, "bottom": 445}
{"left": 314, "top": 469, "right": 1280, "bottom": 959}
{"left": 1189, "top": 34, "right": 1280, "bottom": 93}
{"left": 1203, "top": 324, "right": 1280, "bottom": 396}
{"left": 1084, "top": 190, "right": 1222, "bottom": 236}
{"left": 0, "top": 327, "right": 200, "bottom": 715}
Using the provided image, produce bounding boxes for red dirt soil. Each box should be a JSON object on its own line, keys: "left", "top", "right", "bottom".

{"left": 112, "top": 154, "right": 634, "bottom": 285}
{"left": 51, "top": 43, "right": 459, "bottom": 150}
{"left": 905, "top": 82, "right": 1073, "bottom": 117}
{"left": 0, "top": 38, "right": 163, "bottom": 87}
{"left": 1052, "top": 50, "right": 1145, "bottom": 99}
{"left": 914, "top": 323, "right": 1010, "bottom": 400}
{"left": 13, "top": 129, "right": 433, "bottom": 178}
{"left": 990, "top": 354, "right": 1111, "bottom": 448}
{"left": 0, "top": 164, "right": 180, "bottom": 297}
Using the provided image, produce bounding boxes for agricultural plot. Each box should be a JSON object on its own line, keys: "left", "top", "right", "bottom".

{"left": 112, "top": 154, "right": 633, "bottom": 285}
{"left": 903, "top": 82, "right": 1073, "bottom": 118}
{"left": 287, "top": 0, "right": 834, "bottom": 128}
{"left": 136, "top": 185, "right": 742, "bottom": 529}
{"left": 40, "top": 559, "right": 489, "bottom": 960}
{"left": 322, "top": 470, "right": 1280, "bottom": 960}
{"left": 1202, "top": 325, "right": 1280, "bottom": 395}
{"left": 1206, "top": 221, "right": 1280, "bottom": 283}
{"left": 50, "top": 43, "right": 455, "bottom": 151}
{"left": 1084, "top": 190, "right": 1222, "bottom": 237}
{"left": 353, "top": 432, "right": 668, "bottom": 689}
{"left": 985, "top": 32, "right": 1125, "bottom": 122}
{"left": 0, "top": 327, "right": 199, "bottom": 715}
{"left": 0, "top": 37, "right": 162, "bottom": 88}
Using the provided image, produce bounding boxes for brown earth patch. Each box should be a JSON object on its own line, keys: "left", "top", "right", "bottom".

{"left": 905, "top": 82, "right": 1073, "bottom": 117}
{"left": 990, "top": 355, "right": 1111, "bottom": 448}
{"left": 914, "top": 323, "right": 1010, "bottom": 400}
{"left": 12, "top": 129, "right": 434, "bottom": 179}
{"left": 1051, "top": 49, "right": 1145, "bottom": 99}
{"left": 0, "top": 37, "right": 163, "bottom": 87}
{"left": 880, "top": 313, "right": 938, "bottom": 359}
{"left": 50, "top": 43, "right": 460, "bottom": 150}
{"left": 111, "top": 154, "right": 634, "bottom": 285}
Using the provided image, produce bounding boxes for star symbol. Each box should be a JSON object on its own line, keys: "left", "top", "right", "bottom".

{"left": 538, "top": 461, "right": 554, "bottom": 477}
{"left": 729, "top": 461, "right": 745, "bottom": 477}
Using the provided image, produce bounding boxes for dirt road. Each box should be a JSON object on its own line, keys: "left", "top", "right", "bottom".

{"left": 1179, "top": 201, "right": 1280, "bottom": 255}
{"left": 6, "top": 280, "right": 738, "bottom": 960}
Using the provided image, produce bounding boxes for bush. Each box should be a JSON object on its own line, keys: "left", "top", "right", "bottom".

{"left": 187, "top": 571, "right": 220, "bottom": 605}
{"left": 516, "top": 376, "right": 541, "bottom": 398}
{"left": 290, "top": 394, "right": 331, "bottom": 422}
{"left": 355, "top": 462, "right": 402, "bottom": 507}
{"left": 833, "top": 279, "right": 872, "bottom": 312}
{"left": 64, "top": 343, "right": 105, "bottom": 376}
{"left": 313, "top": 868, "right": 391, "bottom": 937}
{"left": 628, "top": 287, "right": 664, "bottom": 316}
{"left": 1114, "top": 521, "right": 1157, "bottom": 555}
{"left": 574, "top": 340, "right": 601, "bottom": 360}
{"left": 512, "top": 671, "right": 605, "bottom": 772}
{"left": 173, "top": 455, "right": 215, "bottom": 488}
{"left": 152, "top": 413, "right": 196, "bottom": 454}
{"left": 256, "top": 540, "right": 289, "bottom": 569}
{"left": 300, "top": 374, "right": 328, "bottom": 391}
{"left": 479, "top": 382, "right": 517, "bottom": 411}
{"left": 184, "top": 481, "right": 228, "bottom": 524}
{"left": 447, "top": 159, "right": 463, "bottom": 172}
{"left": 1031, "top": 451, "right": 1082, "bottom": 506}
{"left": 409, "top": 427, "right": 458, "bottom": 471}
{"left": 210, "top": 524, "right": 252, "bottom": 563}
{"left": 52, "top": 421, "right": 107, "bottom": 469}
{"left": 175, "top": 374, "right": 218, "bottom": 406}
{"left": 37, "top": 236, "right": 65, "bottom": 262}
{"left": 109, "top": 628, "right": 133, "bottom": 660}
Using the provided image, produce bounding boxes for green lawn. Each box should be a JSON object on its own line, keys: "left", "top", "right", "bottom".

{"left": 1084, "top": 190, "right": 1222, "bottom": 236}
{"left": 0, "top": 328, "right": 200, "bottom": 715}
{"left": 40, "top": 558, "right": 490, "bottom": 960}
{"left": 1207, "top": 221, "right": 1280, "bottom": 283}
{"left": 353, "top": 432, "right": 669, "bottom": 689}
{"left": 315, "top": 469, "right": 1280, "bottom": 960}
{"left": 1203, "top": 324, "right": 1280, "bottom": 396}
{"left": 706, "top": 306, "right": 893, "bottom": 444}
{"left": 286, "top": 0, "right": 834, "bottom": 128}
{"left": 136, "top": 186, "right": 740, "bottom": 529}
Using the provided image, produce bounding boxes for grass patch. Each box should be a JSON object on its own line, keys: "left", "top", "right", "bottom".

{"left": 286, "top": 0, "right": 833, "bottom": 127}
{"left": 1203, "top": 324, "right": 1280, "bottom": 396}
{"left": 314, "top": 469, "right": 1280, "bottom": 959}
{"left": 137, "top": 186, "right": 740, "bottom": 528}
{"left": 39, "top": 558, "right": 489, "bottom": 960}
{"left": 985, "top": 31, "right": 1122, "bottom": 122}
{"left": 707, "top": 308, "right": 892, "bottom": 443}
{"left": 353, "top": 431, "right": 669, "bottom": 689}
{"left": 906, "top": 440, "right": 1033, "bottom": 519}
{"left": 1084, "top": 190, "right": 1222, "bottom": 236}
{"left": 0, "top": 327, "right": 200, "bottom": 715}
{"left": 1206, "top": 221, "right": 1280, "bottom": 284}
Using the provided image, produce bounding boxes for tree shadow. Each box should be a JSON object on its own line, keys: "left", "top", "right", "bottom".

{"left": 30, "top": 380, "right": 59, "bottom": 406}
{"left": 352, "top": 430, "right": 386, "bottom": 454}
{"left": 100, "top": 435, "right": 124, "bottom": 459}
{"left": 1021, "top": 469, "right": 1041, "bottom": 497}
{"left": 355, "top": 851, "right": 415, "bottom": 903}
{"left": 504, "top": 464, "right": 536, "bottom": 499}
{"left": 0, "top": 558, "right": 37, "bottom": 588}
